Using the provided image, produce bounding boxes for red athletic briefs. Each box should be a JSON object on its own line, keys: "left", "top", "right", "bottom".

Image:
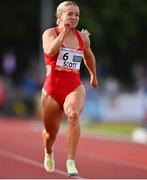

{"left": 43, "top": 27, "right": 84, "bottom": 106}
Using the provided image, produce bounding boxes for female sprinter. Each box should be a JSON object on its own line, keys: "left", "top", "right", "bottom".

{"left": 41, "top": 1, "right": 98, "bottom": 176}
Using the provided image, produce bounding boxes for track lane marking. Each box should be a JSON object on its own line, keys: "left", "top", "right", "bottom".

{"left": 29, "top": 126, "right": 147, "bottom": 172}
{"left": 53, "top": 147, "right": 147, "bottom": 172}
{"left": 79, "top": 151, "right": 147, "bottom": 171}
{"left": 0, "top": 149, "right": 86, "bottom": 179}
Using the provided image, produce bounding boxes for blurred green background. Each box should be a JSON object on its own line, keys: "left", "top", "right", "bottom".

{"left": 0, "top": 0, "right": 147, "bottom": 140}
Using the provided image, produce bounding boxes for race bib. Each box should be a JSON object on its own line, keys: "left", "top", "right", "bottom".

{"left": 55, "top": 47, "right": 83, "bottom": 72}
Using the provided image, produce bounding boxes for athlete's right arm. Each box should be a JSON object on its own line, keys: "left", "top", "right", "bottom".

{"left": 42, "top": 28, "right": 67, "bottom": 56}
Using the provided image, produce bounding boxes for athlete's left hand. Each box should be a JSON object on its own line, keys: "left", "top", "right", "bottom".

{"left": 81, "top": 29, "right": 90, "bottom": 36}
{"left": 90, "top": 75, "right": 98, "bottom": 88}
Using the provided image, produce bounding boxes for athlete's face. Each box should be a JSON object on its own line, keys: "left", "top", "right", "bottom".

{"left": 60, "top": 5, "right": 80, "bottom": 28}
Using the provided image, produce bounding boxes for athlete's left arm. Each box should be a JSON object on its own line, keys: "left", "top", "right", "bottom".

{"left": 82, "top": 33, "right": 98, "bottom": 88}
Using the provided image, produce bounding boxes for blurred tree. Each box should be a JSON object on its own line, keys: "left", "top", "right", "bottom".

{"left": 77, "top": 0, "right": 147, "bottom": 84}
{"left": 0, "top": 0, "right": 40, "bottom": 84}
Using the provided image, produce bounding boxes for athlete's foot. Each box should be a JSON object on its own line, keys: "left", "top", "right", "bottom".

{"left": 44, "top": 149, "right": 55, "bottom": 172}
{"left": 66, "top": 159, "right": 79, "bottom": 176}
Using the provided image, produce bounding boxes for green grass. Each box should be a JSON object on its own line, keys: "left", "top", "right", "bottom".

{"left": 81, "top": 121, "right": 141, "bottom": 138}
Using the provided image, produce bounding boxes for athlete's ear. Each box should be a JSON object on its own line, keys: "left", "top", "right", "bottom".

{"left": 81, "top": 29, "right": 90, "bottom": 36}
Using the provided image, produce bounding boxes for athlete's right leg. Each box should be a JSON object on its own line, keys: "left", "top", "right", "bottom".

{"left": 41, "top": 89, "right": 64, "bottom": 154}
{"left": 41, "top": 89, "right": 64, "bottom": 172}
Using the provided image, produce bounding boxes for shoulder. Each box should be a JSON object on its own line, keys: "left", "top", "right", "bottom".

{"left": 42, "top": 27, "right": 57, "bottom": 39}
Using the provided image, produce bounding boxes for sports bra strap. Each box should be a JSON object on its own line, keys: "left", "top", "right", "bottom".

{"left": 75, "top": 30, "right": 84, "bottom": 50}
{"left": 54, "top": 27, "right": 60, "bottom": 36}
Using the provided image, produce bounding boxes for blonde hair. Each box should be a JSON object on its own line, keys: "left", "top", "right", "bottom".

{"left": 56, "top": 1, "right": 79, "bottom": 25}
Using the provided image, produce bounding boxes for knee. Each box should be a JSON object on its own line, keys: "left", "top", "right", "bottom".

{"left": 67, "top": 110, "right": 80, "bottom": 125}
{"left": 68, "top": 110, "right": 79, "bottom": 120}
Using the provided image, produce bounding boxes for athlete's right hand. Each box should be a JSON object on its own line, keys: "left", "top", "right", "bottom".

{"left": 62, "top": 18, "right": 72, "bottom": 34}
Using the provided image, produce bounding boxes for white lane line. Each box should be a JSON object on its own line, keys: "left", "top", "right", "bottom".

{"left": 30, "top": 123, "right": 147, "bottom": 172}
{"left": 79, "top": 151, "right": 147, "bottom": 171}
{"left": 53, "top": 147, "right": 147, "bottom": 172}
{"left": 0, "top": 149, "right": 86, "bottom": 179}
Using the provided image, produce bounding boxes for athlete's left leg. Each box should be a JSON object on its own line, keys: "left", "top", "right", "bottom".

{"left": 63, "top": 84, "right": 86, "bottom": 160}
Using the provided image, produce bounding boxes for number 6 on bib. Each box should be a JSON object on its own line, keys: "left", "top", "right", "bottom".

{"left": 56, "top": 47, "right": 83, "bottom": 72}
